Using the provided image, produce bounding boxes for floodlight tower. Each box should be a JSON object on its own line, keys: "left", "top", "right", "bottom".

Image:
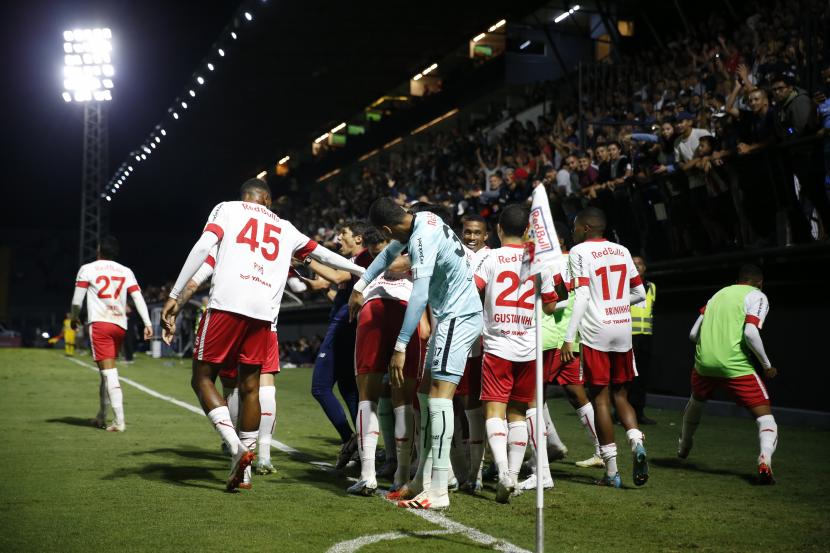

{"left": 61, "top": 27, "right": 114, "bottom": 264}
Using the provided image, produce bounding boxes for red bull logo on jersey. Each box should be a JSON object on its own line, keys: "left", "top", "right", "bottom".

{"left": 529, "top": 206, "right": 554, "bottom": 254}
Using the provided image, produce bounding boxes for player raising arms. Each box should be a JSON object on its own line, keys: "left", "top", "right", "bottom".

{"left": 560, "top": 207, "right": 648, "bottom": 488}
{"left": 348, "top": 198, "right": 483, "bottom": 510}
{"left": 162, "top": 178, "right": 364, "bottom": 491}
{"left": 71, "top": 236, "right": 153, "bottom": 432}
{"left": 474, "top": 204, "right": 560, "bottom": 502}
{"left": 681, "top": 264, "right": 779, "bottom": 484}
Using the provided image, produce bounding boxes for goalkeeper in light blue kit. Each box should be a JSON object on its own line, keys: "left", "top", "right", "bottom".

{"left": 348, "top": 197, "right": 483, "bottom": 510}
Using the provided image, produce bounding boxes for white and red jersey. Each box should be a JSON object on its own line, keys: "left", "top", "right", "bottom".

{"left": 362, "top": 271, "right": 413, "bottom": 304}
{"left": 568, "top": 238, "right": 641, "bottom": 352}
{"left": 75, "top": 260, "right": 142, "bottom": 330}
{"left": 202, "top": 201, "right": 317, "bottom": 324}
{"left": 474, "top": 245, "right": 558, "bottom": 362}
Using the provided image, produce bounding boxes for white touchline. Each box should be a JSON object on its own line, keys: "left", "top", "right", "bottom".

{"left": 66, "top": 356, "right": 531, "bottom": 553}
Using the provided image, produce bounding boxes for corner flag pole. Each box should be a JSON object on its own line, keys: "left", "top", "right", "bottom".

{"left": 534, "top": 274, "right": 545, "bottom": 553}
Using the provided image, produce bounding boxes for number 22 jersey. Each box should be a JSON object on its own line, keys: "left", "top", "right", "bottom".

{"left": 202, "top": 201, "right": 317, "bottom": 323}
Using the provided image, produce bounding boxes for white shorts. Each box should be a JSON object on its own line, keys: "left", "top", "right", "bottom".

{"left": 424, "top": 311, "right": 483, "bottom": 385}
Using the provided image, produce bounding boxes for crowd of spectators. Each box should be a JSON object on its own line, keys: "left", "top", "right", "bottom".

{"left": 279, "top": 0, "right": 829, "bottom": 260}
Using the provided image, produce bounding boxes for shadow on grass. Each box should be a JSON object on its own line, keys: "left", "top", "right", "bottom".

{"left": 46, "top": 416, "right": 99, "bottom": 429}
{"left": 127, "top": 446, "right": 228, "bottom": 463}
{"left": 651, "top": 457, "right": 757, "bottom": 484}
{"left": 102, "top": 463, "right": 223, "bottom": 491}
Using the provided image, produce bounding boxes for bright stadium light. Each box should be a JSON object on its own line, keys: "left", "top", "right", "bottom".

{"left": 207, "top": 62, "right": 215, "bottom": 71}
{"left": 140, "top": 153, "right": 146, "bottom": 160}
{"left": 62, "top": 28, "right": 114, "bottom": 102}
{"left": 160, "top": 129, "right": 166, "bottom": 136}
{"left": 554, "top": 5, "right": 580, "bottom": 23}
{"left": 488, "top": 19, "right": 506, "bottom": 32}
{"left": 278, "top": 155, "right": 290, "bottom": 164}
{"left": 189, "top": 89, "right": 196, "bottom": 97}
{"left": 218, "top": 48, "right": 225, "bottom": 57}
{"left": 127, "top": 165, "right": 133, "bottom": 171}
{"left": 173, "top": 112, "right": 179, "bottom": 119}
{"left": 231, "top": 31, "right": 238, "bottom": 39}
{"left": 196, "top": 76, "right": 205, "bottom": 85}
{"left": 154, "top": 136, "right": 160, "bottom": 143}
{"left": 244, "top": 11, "right": 253, "bottom": 21}
{"left": 181, "top": 101, "right": 188, "bottom": 109}
{"left": 472, "top": 32, "right": 486, "bottom": 42}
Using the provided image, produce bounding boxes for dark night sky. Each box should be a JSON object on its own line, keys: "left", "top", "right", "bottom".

{"left": 0, "top": 0, "right": 541, "bottom": 322}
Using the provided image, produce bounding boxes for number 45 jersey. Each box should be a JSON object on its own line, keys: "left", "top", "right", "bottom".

{"left": 567, "top": 238, "right": 641, "bottom": 352}
{"left": 203, "top": 201, "right": 317, "bottom": 323}
{"left": 75, "top": 260, "right": 142, "bottom": 329}
{"left": 474, "top": 245, "right": 558, "bottom": 362}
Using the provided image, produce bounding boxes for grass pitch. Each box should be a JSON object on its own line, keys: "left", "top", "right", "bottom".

{"left": 0, "top": 348, "right": 828, "bottom": 553}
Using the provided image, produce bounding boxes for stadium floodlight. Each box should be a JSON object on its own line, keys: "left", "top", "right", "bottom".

{"left": 488, "top": 19, "right": 506, "bottom": 32}
{"left": 207, "top": 62, "right": 215, "bottom": 71}
{"left": 160, "top": 129, "right": 166, "bottom": 136}
{"left": 472, "top": 32, "right": 486, "bottom": 42}
{"left": 554, "top": 4, "right": 580, "bottom": 23}
{"left": 314, "top": 132, "right": 329, "bottom": 144}
{"left": 278, "top": 155, "right": 290, "bottom": 165}
{"left": 244, "top": 12, "right": 253, "bottom": 21}
{"left": 231, "top": 32, "right": 238, "bottom": 39}
{"left": 173, "top": 112, "right": 179, "bottom": 119}
{"left": 196, "top": 76, "right": 205, "bottom": 85}
{"left": 150, "top": 142, "right": 156, "bottom": 149}
{"left": 181, "top": 101, "right": 188, "bottom": 109}
{"left": 140, "top": 153, "right": 147, "bottom": 160}
{"left": 62, "top": 28, "right": 114, "bottom": 102}
{"left": 218, "top": 48, "right": 225, "bottom": 57}
{"left": 154, "top": 136, "right": 161, "bottom": 143}
{"left": 189, "top": 89, "right": 196, "bottom": 97}
{"left": 422, "top": 63, "right": 438, "bottom": 75}
{"left": 330, "top": 122, "right": 346, "bottom": 133}
{"left": 127, "top": 165, "right": 133, "bottom": 171}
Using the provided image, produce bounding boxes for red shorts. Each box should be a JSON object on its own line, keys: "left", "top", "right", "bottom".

{"left": 543, "top": 348, "right": 583, "bottom": 385}
{"left": 355, "top": 299, "right": 424, "bottom": 381}
{"left": 89, "top": 322, "right": 126, "bottom": 362}
{"left": 219, "top": 331, "right": 279, "bottom": 380}
{"left": 581, "top": 344, "right": 636, "bottom": 386}
{"left": 480, "top": 353, "right": 535, "bottom": 404}
{"left": 194, "top": 309, "right": 270, "bottom": 367}
{"left": 456, "top": 355, "right": 483, "bottom": 398}
{"left": 691, "top": 370, "right": 771, "bottom": 408}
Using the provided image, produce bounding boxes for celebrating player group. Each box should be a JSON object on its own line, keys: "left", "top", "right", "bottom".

{"left": 69, "top": 176, "right": 779, "bottom": 504}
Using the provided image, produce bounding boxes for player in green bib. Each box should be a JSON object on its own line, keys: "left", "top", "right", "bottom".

{"left": 680, "top": 264, "right": 779, "bottom": 484}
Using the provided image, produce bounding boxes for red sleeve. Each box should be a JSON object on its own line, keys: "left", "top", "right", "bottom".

{"left": 630, "top": 275, "right": 643, "bottom": 288}
{"left": 474, "top": 275, "right": 486, "bottom": 292}
{"left": 574, "top": 276, "right": 589, "bottom": 288}
{"left": 541, "top": 291, "right": 558, "bottom": 304}
{"left": 204, "top": 223, "right": 224, "bottom": 240}
{"left": 293, "top": 239, "right": 319, "bottom": 261}
{"left": 552, "top": 273, "right": 564, "bottom": 286}
{"left": 745, "top": 314, "right": 761, "bottom": 327}
{"left": 127, "top": 285, "right": 140, "bottom": 294}
{"left": 205, "top": 255, "right": 216, "bottom": 268}
{"left": 75, "top": 281, "right": 89, "bottom": 288}
{"left": 565, "top": 280, "right": 574, "bottom": 292}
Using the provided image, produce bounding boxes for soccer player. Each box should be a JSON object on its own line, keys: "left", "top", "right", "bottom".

{"left": 307, "top": 221, "right": 374, "bottom": 469}
{"left": 535, "top": 223, "right": 604, "bottom": 478}
{"left": 70, "top": 236, "right": 153, "bottom": 432}
{"left": 161, "top": 178, "right": 364, "bottom": 491}
{"left": 560, "top": 207, "right": 648, "bottom": 488}
{"left": 474, "top": 204, "right": 559, "bottom": 502}
{"left": 348, "top": 198, "right": 483, "bottom": 510}
{"left": 681, "top": 264, "right": 778, "bottom": 484}
{"left": 456, "top": 214, "right": 489, "bottom": 493}
{"left": 347, "top": 228, "right": 428, "bottom": 495}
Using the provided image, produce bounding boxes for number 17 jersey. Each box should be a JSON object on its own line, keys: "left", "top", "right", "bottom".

{"left": 203, "top": 201, "right": 317, "bottom": 323}
{"left": 568, "top": 238, "right": 641, "bottom": 352}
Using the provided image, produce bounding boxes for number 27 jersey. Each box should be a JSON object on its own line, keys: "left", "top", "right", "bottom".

{"left": 203, "top": 201, "right": 317, "bottom": 323}
{"left": 75, "top": 260, "right": 141, "bottom": 330}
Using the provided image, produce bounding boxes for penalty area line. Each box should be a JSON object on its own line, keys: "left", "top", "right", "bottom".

{"left": 66, "top": 356, "right": 531, "bottom": 553}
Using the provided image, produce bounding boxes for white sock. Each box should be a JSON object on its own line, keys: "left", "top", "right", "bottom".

{"left": 226, "top": 388, "right": 240, "bottom": 428}
{"left": 97, "top": 374, "right": 109, "bottom": 420}
{"left": 238, "top": 430, "right": 257, "bottom": 457}
{"left": 258, "top": 385, "right": 276, "bottom": 464}
{"left": 600, "top": 443, "right": 618, "bottom": 477}
{"left": 449, "top": 414, "right": 469, "bottom": 483}
{"left": 207, "top": 406, "right": 241, "bottom": 455}
{"left": 507, "top": 421, "right": 528, "bottom": 484}
{"left": 576, "top": 402, "right": 601, "bottom": 457}
{"left": 626, "top": 428, "right": 644, "bottom": 452}
{"left": 680, "top": 397, "right": 704, "bottom": 448}
{"left": 413, "top": 393, "right": 432, "bottom": 488}
{"left": 486, "top": 417, "right": 509, "bottom": 475}
{"left": 393, "top": 404, "right": 415, "bottom": 486}
{"left": 357, "top": 400, "right": 380, "bottom": 483}
{"left": 378, "top": 397, "right": 396, "bottom": 463}
{"left": 428, "top": 398, "right": 454, "bottom": 497}
{"left": 543, "top": 403, "right": 566, "bottom": 449}
{"left": 526, "top": 408, "right": 552, "bottom": 479}
{"left": 465, "top": 407, "right": 485, "bottom": 483}
{"left": 101, "top": 368, "right": 124, "bottom": 426}
{"left": 756, "top": 414, "right": 778, "bottom": 466}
